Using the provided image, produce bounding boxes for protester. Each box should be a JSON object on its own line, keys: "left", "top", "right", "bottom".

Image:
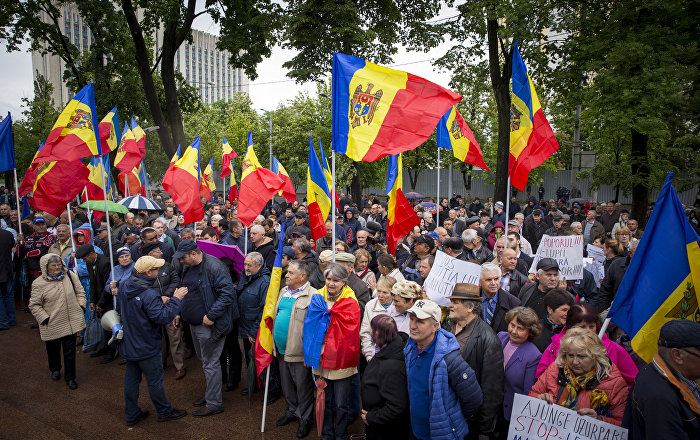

{"left": 20, "top": 216, "right": 57, "bottom": 315}
{"left": 335, "top": 252, "right": 372, "bottom": 311}
{"left": 390, "top": 279, "right": 422, "bottom": 335}
{"left": 107, "top": 247, "right": 135, "bottom": 294}
{"left": 116, "top": 256, "right": 189, "bottom": 425}
{"left": 29, "top": 254, "right": 86, "bottom": 390}
{"left": 533, "top": 288, "right": 575, "bottom": 352}
{"left": 360, "top": 314, "right": 410, "bottom": 440}
{"left": 518, "top": 258, "right": 567, "bottom": 320}
{"left": 360, "top": 276, "right": 398, "bottom": 361}
{"left": 499, "top": 248, "right": 529, "bottom": 297}
{"left": 375, "top": 253, "right": 404, "bottom": 288}
{"left": 623, "top": 320, "right": 700, "bottom": 438}
{"left": 353, "top": 248, "right": 376, "bottom": 289}
{"left": 404, "top": 298, "right": 483, "bottom": 440}
{"left": 462, "top": 229, "right": 493, "bottom": 264}
{"left": 48, "top": 224, "right": 73, "bottom": 260}
{"left": 235, "top": 252, "right": 270, "bottom": 378}
{"left": 479, "top": 262, "right": 521, "bottom": 334}
{"left": 400, "top": 234, "right": 433, "bottom": 283}
{"left": 530, "top": 328, "right": 629, "bottom": 425}
{"left": 0, "top": 224, "right": 15, "bottom": 330}
{"left": 249, "top": 225, "right": 276, "bottom": 270}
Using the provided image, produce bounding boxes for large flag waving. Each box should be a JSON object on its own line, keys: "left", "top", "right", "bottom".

{"left": 386, "top": 154, "right": 420, "bottom": 255}
{"left": 0, "top": 113, "right": 16, "bottom": 172}
{"left": 237, "top": 132, "right": 285, "bottom": 227}
{"left": 220, "top": 136, "right": 238, "bottom": 179}
{"left": 33, "top": 83, "right": 101, "bottom": 162}
{"left": 318, "top": 139, "right": 341, "bottom": 210}
{"left": 98, "top": 106, "right": 121, "bottom": 155}
{"left": 332, "top": 53, "right": 461, "bottom": 162}
{"left": 114, "top": 125, "right": 144, "bottom": 172}
{"left": 162, "top": 136, "right": 204, "bottom": 224}
{"left": 200, "top": 158, "right": 216, "bottom": 201}
{"left": 607, "top": 173, "right": 700, "bottom": 362}
{"left": 84, "top": 155, "right": 111, "bottom": 202}
{"left": 255, "top": 222, "right": 286, "bottom": 377}
{"left": 437, "top": 107, "right": 490, "bottom": 170}
{"left": 509, "top": 41, "right": 559, "bottom": 191}
{"left": 307, "top": 137, "right": 332, "bottom": 242}
{"left": 24, "top": 153, "right": 90, "bottom": 216}
{"left": 131, "top": 118, "right": 147, "bottom": 157}
{"left": 271, "top": 156, "right": 296, "bottom": 204}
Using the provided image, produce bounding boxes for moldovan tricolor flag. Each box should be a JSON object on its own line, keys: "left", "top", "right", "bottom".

{"left": 237, "top": 132, "right": 285, "bottom": 227}
{"left": 98, "top": 106, "right": 121, "bottom": 155}
{"left": 162, "top": 136, "right": 204, "bottom": 224}
{"left": 220, "top": 136, "right": 238, "bottom": 179}
{"left": 307, "top": 136, "right": 331, "bottom": 242}
{"left": 331, "top": 53, "right": 461, "bottom": 162}
{"left": 33, "top": 84, "right": 101, "bottom": 163}
{"left": 114, "top": 125, "right": 143, "bottom": 172}
{"left": 131, "top": 118, "right": 147, "bottom": 158}
{"left": 200, "top": 158, "right": 216, "bottom": 201}
{"left": 271, "top": 156, "right": 296, "bottom": 204}
{"left": 385, "top": 154, "right": 420, "bottom": 255}
{"left": 118, "top": 166, "right": 143, "bottom": 197}
{"left": 509, "top": 41, "right": 559, "bottom": 191}
{"left": 228, "top": 170, "right": 238, "bottom": 204}
{"left": 437, "top": 107, "right": 490, "bottom": 170}
{"left": 607, "top": 173, "right": 700, "bottom": 362}
{"left": 318, "top": 139, "right": 341, "bottom": 210}
{"left": 83, "top": 155, "right": 111, "bottom": 219}
{"left": 255, "top": 222, "right": 286, "bottom": 377}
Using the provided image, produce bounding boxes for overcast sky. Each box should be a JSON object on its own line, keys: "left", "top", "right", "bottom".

{"left": 0, "top": 9, "right": 455, "bottom": 120}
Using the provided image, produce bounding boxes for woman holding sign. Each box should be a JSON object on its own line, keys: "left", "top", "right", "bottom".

{"left": 529, "top": 328, "right": 629, "bottom": 425}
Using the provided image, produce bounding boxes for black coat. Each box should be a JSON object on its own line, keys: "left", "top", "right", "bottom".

{"left": 153, "top": 262, "right": 180, "bottom": 297}
{"left": 523, "top": 217, "right": 549, "bottom": 252}
{"left": 533, "top": 318, "right": 564, "bottom": 352}
{"left": 490, "top": 289, "right": 522, "bottom": 334}
{"left": 518, "top": 282, "right": 547, "bottom": 320}
{"left": 505, "top": 269, "right": 529, "bottom": 298}
{"left": 623, "top": 359, "right": 700, "bottom": 440}
{"left": 360, "top": 337, "right": 410, "bottom": 440}
{"left": 594, "top": 255, "right": 630, "bottom": 312}
{"left": 252, "top": 238, "right": 276, "bottom": 270}
{"left": 300, "top": 252, "right": 325, "bottom": 289}
{"left": 88, "top": 254, "right": 113, "bottom": 311}
{"left": 0, "top": 229, "right": 14, "bottom": 283}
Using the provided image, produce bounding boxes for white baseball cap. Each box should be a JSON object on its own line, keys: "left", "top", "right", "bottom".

{"left": 407, "top": 299, "right": 442, "bottom": 322}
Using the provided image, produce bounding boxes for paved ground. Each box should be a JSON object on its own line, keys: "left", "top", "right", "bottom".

{"left": 0, "top": 303, "right": 366, "bottom": 440}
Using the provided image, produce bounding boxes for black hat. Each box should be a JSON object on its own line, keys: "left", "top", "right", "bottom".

{"left": 533, "top": 209, "right": 543, "bottom": 215}
{"left": 366, "top": 221, "right": 382, "bottom": 234}
{"left": 96, "top": 224, "right": 107, "bottom": 232}
{"left": 415, "top": 234, "right": 434, "bottom": 251}
{"left": 125, "top": 226, "right": 140, "bottom": 235}
{"left": 173, "top": 239, "right": 198, "bottom": 260}
{"left": 552, "top": 214, "right": 563, "bottom": 221}
{"left": 294, "top": 211, "right": 307, "bottom": 218}
{"left": 74, "top": 244, "right": 95, "bottom": 260}
{"left": 537, "top": 257, "right": 559, "bottom": 271}
{"left": 658, "top": 320, "right": 700, "bottom": 350}
{"left": 141, "top": 241, "right": 162, "bottom": 256}
{"left": 465, "top": 216, "right": 480, "bottom": 226}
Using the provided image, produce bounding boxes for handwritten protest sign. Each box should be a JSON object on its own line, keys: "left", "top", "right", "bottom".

{"left": 529, "top": 235, "right": 584, "bottom": 280}
{"left": 586, "top": 244, "right": 606, "bottom": 265}
{"left": 508, "top": 393, "right": 628, "bottom": 440}
{"left": 423, "top": 250, "right": 481, "bottom": 306}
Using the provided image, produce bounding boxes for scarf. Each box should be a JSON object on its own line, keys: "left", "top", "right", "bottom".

{"left": 47, "top": 272, "right": 65, "bottom": 281}
{"left": 356, "top": 268, "right": 369, "bottom": 280}
{"left": 557, "top": 364, "right": 611, "bottom": 416}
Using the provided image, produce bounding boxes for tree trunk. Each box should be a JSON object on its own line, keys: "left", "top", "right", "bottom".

{"left": 630, "top": 128, "right": 649, "bottom": 227}
{"left": 487, "top": 18, "right": 512, "bottom": 205}
{"left": 121, "top": 0, "right": 175, "bottom": 157}
{"left": 160, "top": 23, "right": 184, "bottom": 158}
{"left": 408, "top": 170, "right": 421, "bottom": 191}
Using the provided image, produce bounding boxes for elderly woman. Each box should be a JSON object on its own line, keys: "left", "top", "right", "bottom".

{"left": 210, "top": 214, "right": 223, "bottom": 238}
{"left": 106, "top": 247, "right": 134, "bottom": 295}
{"left": 530, "top": 328, "right": 629, "bottom": 425}
{"left": 536, "top": 304, "right": 638, "bottom": 386}
{"left": 303, "top": 263, "right": 361, "bottom": 440}
{"left": 390, "top": 280, "right": 422, "bottom": 335}
{"left": 29, "top": 254, "right": 87, "bottom": 390}
{"left": 354, "top": 248, "right": 376, "bottom": 289}
{"left": 360, "top": 315, "right": 410, "bottom": 440}
{"left": 498, "top": 307, "right": 543, "bottom": 428}
{"left": 360, "top": 276, "right": 398, "bottom": 361}
{"left": 335, "top": 240, "right": 350, "bottom": 254}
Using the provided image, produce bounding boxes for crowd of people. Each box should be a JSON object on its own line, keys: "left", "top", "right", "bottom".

{"left": 0, "top": 188, "right": 698, "bottom": 440}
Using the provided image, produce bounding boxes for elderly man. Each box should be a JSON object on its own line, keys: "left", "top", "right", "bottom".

{"left": 249, "top": 225, "right": 276, "bottom": 270}
{"left": 273, "top": 259, "right": 315, "bottom": 438}
{"left": 335, "top": 252, "right": 371, "bottom": 311}
{"left": 291, "top": 237, "right": 324, "bottom": 289}
{"left": 401, "top": 234, "right": 434, "bottom": 283}
{"left": 479, "top": 262, "right": 521, "bottom": 334}
{"left": 462, "top": 229, "right": 492, "bottom": 264}
{"left": 404, "top": 298, "right": 483, "bottom": 440}
{"left": 152, "top": 219, "right": 176, "bottom": 252}
{"left": 316, "top": 221, "right": 335, "bottom": 254}
{"left": 623, "top": 320, "right": 700, "bottom": 438}
{"left": 421, "top": 211, "right": 436, "bottom": 232}
{"left": 123, "top": 226, "right": 141, "bottom": 246}
{"left": 627, "top": 218, "right": 643, "bottom": 239}
{"left": 174, "top": 239, "right": 238, "bottom": 417}
{"left": 418, "top": 255, "right": 434, "bottom": 281}
{"left": 600, "top": 202, "right": 618, "bottom": 234}
{"left": 443, "top": 236, "right": 467, "bottom": 260}
{"left": 435, "top": 226, "right": 451, "bottom": 250}
{"left": 544, "top": 214, "right": 564, "bottom": 237}
{"left": 517, "top": 258, "right": 566, "bottom": 320}
{"left": 444, "top": 283, "right": 503, "bottom": 439}
{"left": 570, "top": 221, "right": 583, "bottom": 235}
{"left": 583, "top": 209, "right": 606, "bottom": 246}
{"left": 499, "top": 248, "right": 529, "bottom": 298}
{"left": 48, "top": 224, "right": 73, "bottom": 260}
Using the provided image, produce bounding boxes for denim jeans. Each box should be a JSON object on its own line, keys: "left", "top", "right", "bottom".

{"left": 124, "top": 354, "right": 174, "bottom": 421}
{"left": 0, "top": 281, "right": 15, "bottom": 328}
{"left": 322, "top": 374, "right": 356, "bottom": 440}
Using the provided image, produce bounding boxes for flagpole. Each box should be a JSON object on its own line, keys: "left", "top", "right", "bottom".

{"left": 12, "top": 168, "right": 20, "bottom": 234}
{"left": 66, "top": 203, "right": 77, "bottom": 251}
{"left": 331, "top": 150, "right": 336, "bottom": 263}
{"left": 244, "top": 226, "right": 248, "bottom": 256}
{"left": 598, "top": 318, "right": 611, "bottom": 339}
{"left": 505, "top": 177, "right": 511, "bottom": 224}
{"left": 97, "top": 159, "right": 116, "bottom": 309}
{"left": 260, "top": 365, "right": 271, "bottom": 432}
{"left": 223, "top": 176, "right": 227, "bottom": 205}
{"left": 83, "top": 186, "right": 92, "bottom": 222}
{"left": 436, "top": 147, "right": 440, "bottom": 206}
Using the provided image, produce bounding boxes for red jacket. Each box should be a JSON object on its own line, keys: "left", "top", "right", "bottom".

{"left": 529, "top": 362, "right": 629, "bottom": 426}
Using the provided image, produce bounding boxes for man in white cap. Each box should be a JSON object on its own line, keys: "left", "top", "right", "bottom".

{"left": 404, "top": 298, "right": 483, "bottom": 440}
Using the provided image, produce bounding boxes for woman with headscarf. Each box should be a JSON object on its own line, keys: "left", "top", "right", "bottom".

{"left": 29, "top": 254, "right": 86, "bottom": 390}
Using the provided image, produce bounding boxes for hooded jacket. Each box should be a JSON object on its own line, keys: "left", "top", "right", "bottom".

{"left": 29, "top": 254, "right": 86, "bottom": 341}
{"left": 116, "top": 271, "right": 182, "bottom": 361}
{"left": 252, "top": 236, "right": 276, "bottom": 270}
{"left": 236, "top": 265, "right": 271, "bottom": 339}
{"left": 486, "top": 221, "right": 505, "bottom": 250}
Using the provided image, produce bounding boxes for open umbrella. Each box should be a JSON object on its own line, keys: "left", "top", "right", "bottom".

{"left": 197, "top": 240, "right": 245, "bottom": 273}
{"left": 315, "top": 376, "right": 327, "bottom": 436}
{"left": 79, "top": 200, "right": 129, "bottom": 214}
{"left": 404, "top": 191, "right": 424, "bottom": 200}
{"left": 116, "top": 195, "right": 162, "bottom": 211}
{"left": 418, "top": 201, "right": 438, "bottom": 214}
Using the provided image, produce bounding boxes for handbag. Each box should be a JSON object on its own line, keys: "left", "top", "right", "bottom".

{"left": 83, "top": 311, "right": 105, "bottom": 352}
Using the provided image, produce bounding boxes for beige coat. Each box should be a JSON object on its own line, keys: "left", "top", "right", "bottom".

{"left": 271, "top": 282, "right": 314, "bottom": 363}
{"left": 47, "top": 240, "right": 73, "bottom": 261}
{"left": 29, "top": 254, "right": 87, "bottom": 341}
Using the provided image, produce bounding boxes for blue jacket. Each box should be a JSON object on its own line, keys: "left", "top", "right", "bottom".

{"left": 405, "top": 328, "right": 483, "bottom": 440}
{"left": 105, "top": 262, "right": 135, "bottom": 294}
{"left": 174, "top": 252, "right": 239, "bottom": 340}
{"left": 117, "top": 272, "right": 182, "bottom": 361}
{"left": 235, "top": 265, "right": 271, "bottom": 339}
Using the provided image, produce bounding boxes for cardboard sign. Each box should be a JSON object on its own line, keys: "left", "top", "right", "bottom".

{"left": 508, "top": 393, "right": 628, "bottom": 440}
{"left": 529, "top": 235, "right": 584, "bottom": 280}
{"left": 423, "top": 250, "right": 482, "bottom": 306}
{"left": 586, "top": 244, "right": 606, "bottom": 265}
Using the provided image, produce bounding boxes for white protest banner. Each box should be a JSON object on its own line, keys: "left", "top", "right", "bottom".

{"left": 586, "top": 244, "right": 606, "bottom": 265}
{"left": 423, "top": 250, "right": 481, "bottom": 307}
{"left": 583, "top": 257, "right": 604, "bottom": 288}
{"left": 529, "top": 235, "right": 584, "bottom": 280}
{"left": 508, "top": 393, "right": 628, "bottom": 440}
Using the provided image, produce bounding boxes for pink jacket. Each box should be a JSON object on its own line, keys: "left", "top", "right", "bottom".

{"left": 535, "top": 328, "right": 639, "bottom": 386}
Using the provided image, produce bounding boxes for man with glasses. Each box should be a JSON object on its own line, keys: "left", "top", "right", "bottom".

{"left": 623, "top": 320, "right": 700, "bottom": 438}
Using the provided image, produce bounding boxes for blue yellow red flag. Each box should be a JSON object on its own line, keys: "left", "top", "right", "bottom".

{"left": 114, "top": 125, "right": 143, "bottom": 172}
{"left": 118, "top": 166, "right": 143, "bottom": 197}
{"left": 271, "top": 156, "right": 296, "bottom": 204}
{"left": 385, "top": 154, "right": 420, "bottom": 255}
{"left": 307, "top": 137, "right": 332, "bottom": 242}
{"left": 238, "top": 132, "right": 285, "bottom": 227}
{"left": 0, "top": 112, "right": 16, "bottom": 172}
{"left": 437, "top": 107, "right": 490, "bottom": 170}
{"left": 220, "top": 136, "right": 238, "bottom": 179}
{"left": 509, "top": 41, "right": 559, "bottom": 191}
{"left": 229, "top": 170, "right": 238, "bottom": 204}
{"left": 84, "top": 155, "right": 111, "bottom": 201}
{"left": 98, "top": 107, "right": 121, "bottom": 155}
{"left": 332, "top": 53, "right": 461, "bottom": 162}
{"left": 607, "top": 173, "right": 700, "bottom": 362}
{"left": 200, "top": 158, "right": 216, "bottom": 201}
{"left": 28, "top": 157, "right": 90, "bottom": 216}
{"left": 162, "top": 136, "right": 203, "bottom": 224}
{"left": 131, "top": 118, "right": 146, "bottom": 157}
{"left": 33, "top": 84, "right": 101, "bottom": 162}
{"left": 318, "top": 139, "right": 341, "bottom": 210}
